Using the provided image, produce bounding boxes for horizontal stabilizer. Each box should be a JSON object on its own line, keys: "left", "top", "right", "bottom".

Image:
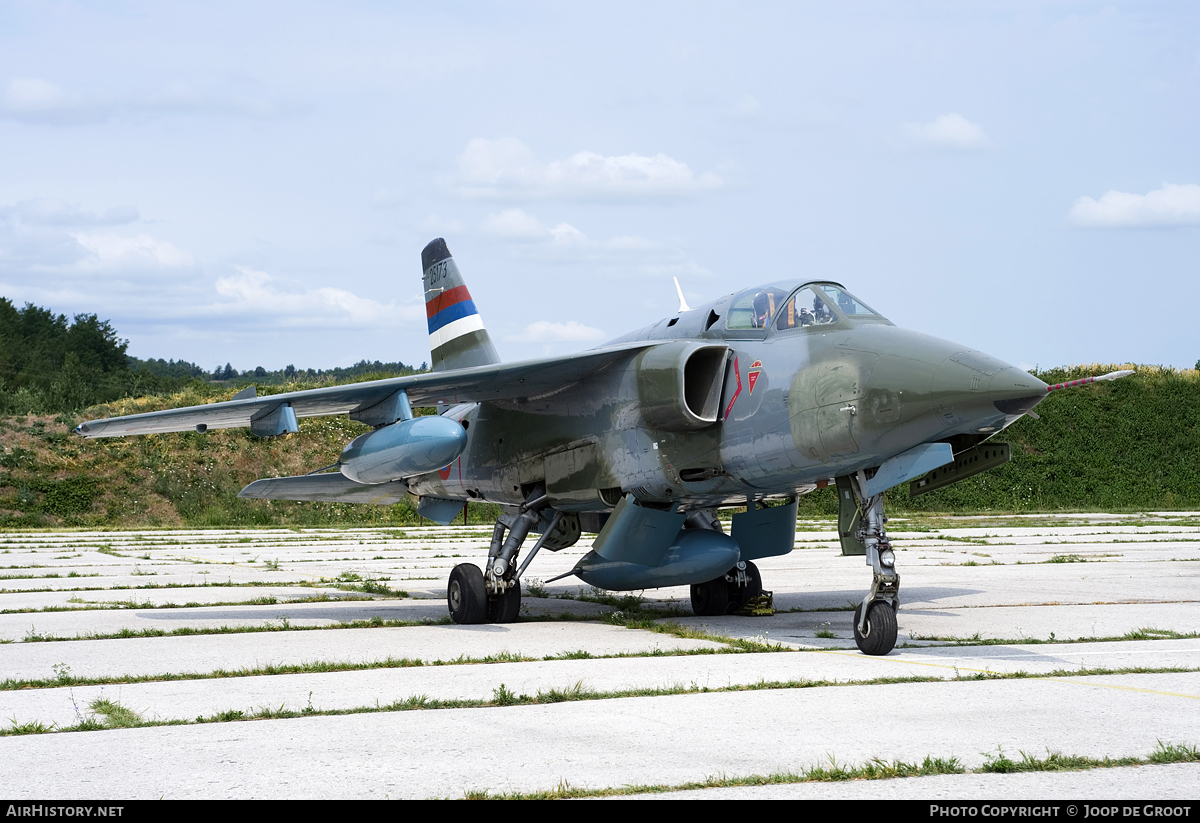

{"left": 238, "top": 474, "right": 408, "bottom": 505}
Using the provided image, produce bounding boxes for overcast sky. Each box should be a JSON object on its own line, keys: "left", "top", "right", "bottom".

{"left": 1, "top": 1, "right": 1197, "bottom": 373}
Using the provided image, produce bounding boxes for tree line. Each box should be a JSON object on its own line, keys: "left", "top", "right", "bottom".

{"left": 0, "top": 298, "right": 422, "bottom": 415}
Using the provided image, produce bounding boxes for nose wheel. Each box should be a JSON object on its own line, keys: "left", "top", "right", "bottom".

{"left": 853, "top": 600, "right": 897, "bottom": 656}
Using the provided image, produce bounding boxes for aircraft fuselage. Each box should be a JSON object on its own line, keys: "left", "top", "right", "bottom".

{"left": 409, "top": 282, "right": 1046, "bottom": 513}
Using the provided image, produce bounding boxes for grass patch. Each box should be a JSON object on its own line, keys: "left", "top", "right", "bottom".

{"left": 461, "top": 742, "right": 1197, "bottom": 799}
{"left": 89, "top": 698, "right": 141, "bottom": 729}
{"left": 1147, "top": 741, "right": 1200, "bottom": 763}
{"left": 907, "top": 627, "right": 1200, "bottom": 646}
{"left": 6, "top": 663, "right": 1196, "bottom": 735}
{"left": 13, "top": 613, "right": 454, "bottom": 645}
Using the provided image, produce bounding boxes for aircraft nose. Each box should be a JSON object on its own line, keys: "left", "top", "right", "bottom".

{"left": 930, "top": 350, "right": 1048, "bottom": 432}
{"left": 989, "top": 365, "right": 1049, "bottom": 416}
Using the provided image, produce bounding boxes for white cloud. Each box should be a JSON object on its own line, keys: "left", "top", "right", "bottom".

{"left": 7, "top": 198, "right": 138, "bottom": 226}
{"left": 483, "top": 208, "right": 554, "bottom": 240}
{"left": 0, "top": 198, "right": 417, "bottom": 337}
{"left": 72, "top": 232, "right": 194, "bottom": 270}
{"left": 477, "top": 209, "right": 712, "bottom": 285}
{"left": 0, "top": 200, "right": 188, "bottom": 277}
{"left": 482, "top": 208, "right": 586, "bottom": 244}
{"left": 1068, "top": 183, "right": 1200, "bottom": 228}
{"left": 419, "top": 214, "right": 465, "bottom": 235}
{"left": 457, "top": 138, "right": 723, "bottom": 200}
{"left": 481, "top": 209, "right": 665, "bottom": 259}
{"left": 514, "top": 320, "right": 607, "bottom": 344}
{"left": 902, "top": 114, "right": 993, "bottom": 150}
{"left": 0, "top": 76, "right": 294, "bottom": 126}
{"left": 1, "top": 78, "right": 81, "bottom": 122}
{"left": 213, "top": 267, "right": 421, "bottom": 329}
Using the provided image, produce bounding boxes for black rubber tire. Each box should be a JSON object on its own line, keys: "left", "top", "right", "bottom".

{"left": 730, "top": 561, "right": 763, "bottom": 610}
{"left": 690, "top": 575, "right": 729, "bottom": 616}
{"left": 853, "top": 600, "right": 898, "bottom": 656}
{"left": 447, "top": 564, "right": 487, "bottom": 624}
{"left": 486, "top": 578, "right": 521, "bottom": 624}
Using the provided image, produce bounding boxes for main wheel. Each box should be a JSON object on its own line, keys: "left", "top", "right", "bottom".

{"left": 448, "top": 564, "right": 487, "bottom": 624}
{"left": 853, "top": 600, "right": 897, "bottom": 656}
{"left": 486, "top": 578, "right": 521, "bottom": 624}
{"left": 690, "top": 576, "right": 729, "bottom": 616}
{"left": 730, "top": 561, "right": 763, "bottom": 611}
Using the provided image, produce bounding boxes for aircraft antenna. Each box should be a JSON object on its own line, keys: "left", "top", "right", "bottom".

{"left": 673, "top": 277, "right": 691, "bottom": 313}
{"left": 1044, "top": 369, "right": 1134, "bottom": 392}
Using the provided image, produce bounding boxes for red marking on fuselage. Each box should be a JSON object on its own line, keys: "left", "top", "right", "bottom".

{"left": 748, "top": 359, "right": 763, "bottom": 394}
{"left": 724, "top": 356, "right": 742, "bottom": 419}
{"left": 426, "top": 284, "right": 472, "bottom": 319}
{"left": 438, "top": 465, "right": 452, "bottom": 480}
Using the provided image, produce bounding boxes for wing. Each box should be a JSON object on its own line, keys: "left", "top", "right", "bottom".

{"left": 237, "top": 474, "right": 409, "bottom": 504}
{"left": 75, "top": 341, "right": 653, "bottom": 438}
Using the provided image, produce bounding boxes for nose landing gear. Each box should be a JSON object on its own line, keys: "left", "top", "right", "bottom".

{"left": 850, "top": 476, "right": 900, "bottom": 656}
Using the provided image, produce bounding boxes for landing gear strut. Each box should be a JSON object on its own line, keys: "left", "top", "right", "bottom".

{"left": 447, "top": 485, "right": 560, "bottom": 625}
{"left": 852, "top": 475, "right": 899, "bottom": 655}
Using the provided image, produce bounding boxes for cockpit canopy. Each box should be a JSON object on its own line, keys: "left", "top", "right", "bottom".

{"left": 726, "top": 281, "right": 885, "bottom": 331}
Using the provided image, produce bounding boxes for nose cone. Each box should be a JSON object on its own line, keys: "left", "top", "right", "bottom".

{"left": 931, "top": 350, "right": 1048, "bottom": 434}
{"left": 990, "top": 365, "right": 1049, "bottom": 416}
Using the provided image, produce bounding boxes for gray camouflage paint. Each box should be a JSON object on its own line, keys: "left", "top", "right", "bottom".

{"left": 409, "top": 276, "right": 1046, "bottom": 515}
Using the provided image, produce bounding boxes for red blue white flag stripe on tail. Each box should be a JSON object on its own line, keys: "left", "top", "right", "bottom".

{"left": 427, "top": 284, "right": 484, "bottom": 349}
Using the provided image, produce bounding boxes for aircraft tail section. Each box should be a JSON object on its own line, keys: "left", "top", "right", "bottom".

{"left": 422, "top": 238, "right": 501, "bottom": 372}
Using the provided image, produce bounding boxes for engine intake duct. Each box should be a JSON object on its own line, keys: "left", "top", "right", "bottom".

{"left": 636, "top": 341, "right": 728, "bottom": 431}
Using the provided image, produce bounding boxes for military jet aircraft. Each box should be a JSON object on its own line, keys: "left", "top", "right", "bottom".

{"left": 75, "top": 238, "right": 1130, "bottom": 655}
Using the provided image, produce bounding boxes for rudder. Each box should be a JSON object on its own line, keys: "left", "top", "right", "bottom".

{"left": 422, "top": 238, "right": 501, "bottom": 372}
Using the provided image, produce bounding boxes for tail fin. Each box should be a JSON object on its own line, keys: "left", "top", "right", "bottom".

{"left": 421, "top": 238, "right": 501, "bottom": 372}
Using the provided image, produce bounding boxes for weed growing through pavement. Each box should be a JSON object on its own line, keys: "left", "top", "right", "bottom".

{"left": 89, "top": 698, "right": 140, "bottom": 729}
{"left": 456, "top": 743, "right": 1200, "bottom": 799}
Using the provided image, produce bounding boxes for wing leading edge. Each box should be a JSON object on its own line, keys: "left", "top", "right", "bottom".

{"left": 75, "top": 341, "right": 655, "bottom": 439}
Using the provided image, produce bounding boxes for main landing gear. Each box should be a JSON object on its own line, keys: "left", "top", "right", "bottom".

{"left": 690, "top": 560, "right": 765, "bottom": 616}
{"left": 448, "top": 485, "right": 578, "bottom": 625}
{"left": 852, "top": 481, "right": 899, "bottom": 656}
